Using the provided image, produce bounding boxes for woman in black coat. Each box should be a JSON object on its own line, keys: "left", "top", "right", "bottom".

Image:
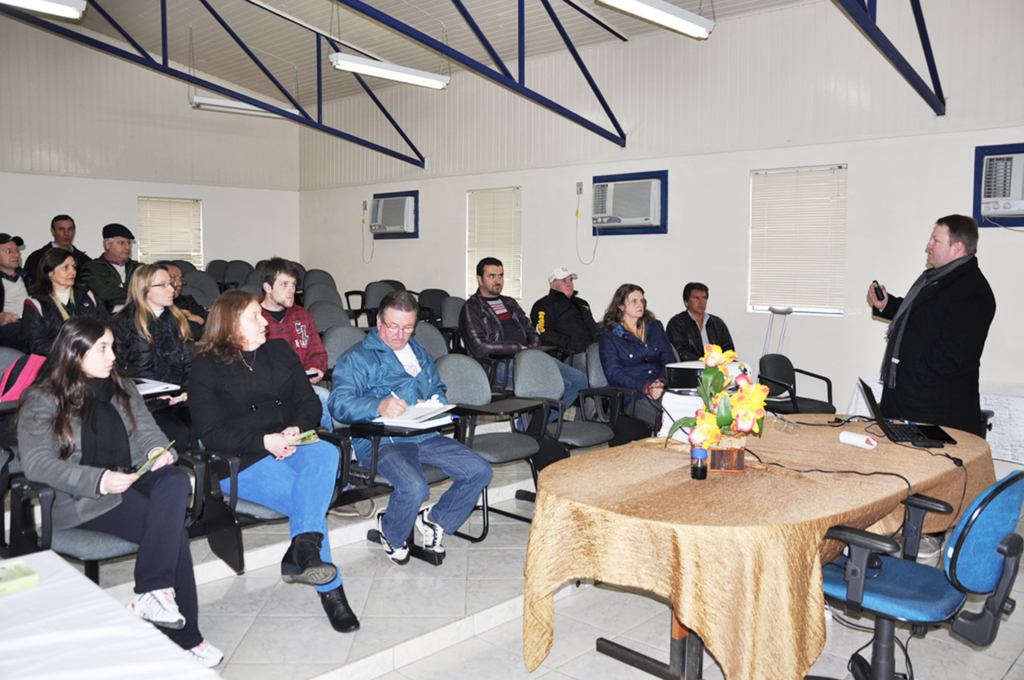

{"left": 189, "top": 289, "right": 357, "bottom": 634}
{"left": 112, "top": 264, "right": 193, "bottom": 453}
{"left": 21, "top": 248, "right": 108, "bottom": 355}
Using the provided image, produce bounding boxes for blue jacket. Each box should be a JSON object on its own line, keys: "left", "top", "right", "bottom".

{"left": 598, "top": 320, "right": 676, "bottom": 393}
{"left": 328, "top": 328, "right": 448, "bottom": 464}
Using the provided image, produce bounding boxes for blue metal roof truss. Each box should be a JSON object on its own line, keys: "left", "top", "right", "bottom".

{"left": 832, "top": 0, "right": 946, "bottom": 116}
{"left": 1, "top": 0, "right": 630, "bottom": 166}
{"left": 0, "top": 0, "right": 429, "bottom": 166}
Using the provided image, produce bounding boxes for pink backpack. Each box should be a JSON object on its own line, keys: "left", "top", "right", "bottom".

{"left": 0, "top": 354, "right": 46, "bottom": 402}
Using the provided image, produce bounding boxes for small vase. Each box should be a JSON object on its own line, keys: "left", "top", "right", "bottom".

{"left": 708, "top": 434, "right": 746, "bottom": 472}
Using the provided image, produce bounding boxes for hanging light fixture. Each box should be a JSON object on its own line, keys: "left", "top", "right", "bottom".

{"left": 188, "top": 95, "right": 298, "bottom": 120}
{"left": 0, "top": 0, "right": 86, "bottom": 19}
{"left": 596, "top": 0, "right": 714, "bottom": 40}
{"left": 329, "top": 52, "right": 450, "bottom": 90}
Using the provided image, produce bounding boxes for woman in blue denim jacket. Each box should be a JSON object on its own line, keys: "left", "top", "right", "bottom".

{"left": 598, "top": 284, "right": 676, "bottom": 430}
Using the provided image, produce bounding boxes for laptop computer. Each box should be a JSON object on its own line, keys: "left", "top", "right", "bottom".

{"left": 858, "top": 379, "right": 956, "bottom": 447}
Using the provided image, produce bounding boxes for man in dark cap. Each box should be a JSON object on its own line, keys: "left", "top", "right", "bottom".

{"left": 82, "top": 223, "right": 140, "bottom": 313}
{"left": 23, "top": 214, "right": 90, "bottom": 286}
{"left": 0, "top": 233, "right": 28, "bottom": 350}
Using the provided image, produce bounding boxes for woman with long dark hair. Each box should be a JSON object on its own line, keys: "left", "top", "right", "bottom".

{"left": 189, "top": 290, "right": 357, "bottom": 634}
{"left": 16, "top": 316, "right": 221, "bottom": 667}
{"left": 112, "top": 264, "right": 192, "bottom": 453}
{"left": 21, "top": 247, "right": 108, "bottom": 355}
{"left": 598, "top": 283, "right": 676, "bottom": 432}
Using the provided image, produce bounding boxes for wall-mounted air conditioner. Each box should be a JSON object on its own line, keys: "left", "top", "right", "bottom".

{"left": 980, "top": 153, "right": 1024, "bottom": 217}
{"left": 592, "top": 178, "right": 662, "bottom": 228}
{"left": 369, "top": 196, "right": 415, "bottom": 234}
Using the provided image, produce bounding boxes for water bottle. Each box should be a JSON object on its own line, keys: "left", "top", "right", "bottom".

{"left": 691, "top": 447, "right": 708, "bottom": 480}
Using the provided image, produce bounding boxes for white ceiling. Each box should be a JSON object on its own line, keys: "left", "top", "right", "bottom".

{"left": 75, "top": 0, "right": 806, "bottom": 107}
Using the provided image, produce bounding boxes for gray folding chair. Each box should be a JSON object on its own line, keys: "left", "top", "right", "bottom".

{"left": 183, "top": 269, "right": 221, "bottom": 309}
{"left": 322, "top": 325, "right": 369, "bottom": 372}
{"left": 172, "top": 260, "right": 197, "bottom": 275}
{"left": 303, "top": 269, "right": 337, "bottom": 289}
{"left": 416, "top": 288, "right": 449, "bottom": 326}
{"left": 414, "top": 322, "right": 448, "bottom": 360}
{"left": 304, "top": 283, "right": 346, "bottom": 310}
{"left": 440, "top": 296, "right": 466, "bottom": 352}
{"left": 205, "top": 259, "right": 228, "bottom": 285}
{"left": 223, "top": 260, "right": 254, "bottom": 289}
{"left": 435, "top": 354, "right": 545, "bottom": 540}
{"left": 514, "top": 349, "right": 613, "bottom": 449}
{"left": 244, "top": 269, "right": 263, "bottom": 286}
{"left": 309, "top": 300, "right": 351, "bottom": 333}
{"left": 346, "top": 281, "right": 394, "bottom": 327}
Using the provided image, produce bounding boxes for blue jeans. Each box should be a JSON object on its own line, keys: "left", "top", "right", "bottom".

{"left": 312, "top": 385, "right": 333, "bottom": 429}
{"left": 220, "top": 440, "right": 342, "bottom": 593}
{"left": 497, "top": 359, "right": 589, "bottom": 416}
{"left": 374, "top": 434, "right": 492, "bottom": 549}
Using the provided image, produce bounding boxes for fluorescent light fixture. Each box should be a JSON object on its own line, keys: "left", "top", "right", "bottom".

{"left": 329, "top": 52, "right": 450, "bottom": 90}
{"left": 596, "top": 0, "right": 715, "bottom": 40}
{"left": 0, "top": 0, "right": 87, "bottom": 19}
{"left": 188, "top": 95, "right": 297, "bottom": 120}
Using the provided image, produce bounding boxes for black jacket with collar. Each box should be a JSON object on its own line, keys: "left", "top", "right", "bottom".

{"left": 459, "top": 291, "right": 539, "bottom": 359}
{"left": 189, "top": 339, "right": 321, "bottom": 471}
{"left": 530, "top": 289, "right": 598, "bottom": 355}
{"left": 875, "top": 256, "right": 995, "bottom": 437}
{"left": 112, "top": 302, "right": 194, "bottom": 387}
{"left": 21, "top": 288, "right": 109, "bottom": 355}
{"left": 666, "top": 311, "right": 734, "bottom": 362}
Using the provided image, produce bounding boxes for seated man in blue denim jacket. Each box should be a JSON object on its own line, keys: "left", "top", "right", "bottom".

{"left": 328, "top": 290, "right": 492, "bottom": 564}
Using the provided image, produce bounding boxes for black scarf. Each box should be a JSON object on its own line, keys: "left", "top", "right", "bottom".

{"left": 880, "top": 255, "right": 972, "bottom": 389}
{"left": 80, "top": 377, "right": 133, "bottom": 472}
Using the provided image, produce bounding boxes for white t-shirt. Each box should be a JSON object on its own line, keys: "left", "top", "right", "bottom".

{"left": 3, "top": 277, "right": 27, "bottom": 316}
{"left": 393, "top": 344, "right": 421, "bottom": 378}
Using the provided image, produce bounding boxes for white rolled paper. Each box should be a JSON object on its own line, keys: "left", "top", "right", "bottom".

{"left": 839, "top": 431, "right": 878, "bottom": 450}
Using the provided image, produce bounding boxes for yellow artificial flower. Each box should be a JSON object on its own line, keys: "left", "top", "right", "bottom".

{"left": 703, "top": 344, "right": 739, "bottom": 368}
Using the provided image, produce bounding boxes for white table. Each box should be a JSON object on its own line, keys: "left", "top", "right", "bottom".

{"left": 0, "top": 551, "right": 218, "bottom": 680}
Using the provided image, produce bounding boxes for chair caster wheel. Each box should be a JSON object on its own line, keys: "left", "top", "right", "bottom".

{"left": 849, "top": 653, "right": 871, "bottom": 680}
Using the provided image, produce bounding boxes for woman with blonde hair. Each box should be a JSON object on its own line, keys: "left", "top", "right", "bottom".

{"left": 112, "top": 264, "right": 193, "bottom": 452}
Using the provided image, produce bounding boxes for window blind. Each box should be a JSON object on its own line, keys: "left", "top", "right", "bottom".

{"left": 137, "top": 197, "right": 203, "bottom": 267}
{"left": 466, "top": 187, "right": 522, "bottom": 299}
{"left": 749, "top": 165, "right": 847, "bottom": 315}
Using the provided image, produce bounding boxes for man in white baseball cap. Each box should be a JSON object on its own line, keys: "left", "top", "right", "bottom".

{"left": 530, "top": 266, "right": 598, "bottom": 374}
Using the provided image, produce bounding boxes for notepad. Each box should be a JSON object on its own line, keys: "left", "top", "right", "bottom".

{"left": 0, "top": 560, "right": 39, "bottom": 595}
{"left": 373, "top": 402, "right": 455, "bottom": 429}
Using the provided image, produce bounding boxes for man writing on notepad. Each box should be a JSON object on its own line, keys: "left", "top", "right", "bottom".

{"left": 328, "top": 290, "right": 491, "bottom": 565}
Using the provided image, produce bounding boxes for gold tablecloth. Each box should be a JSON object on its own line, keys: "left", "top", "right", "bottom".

{"left": 523, "top": 415, "right": 995, "bottom": 680}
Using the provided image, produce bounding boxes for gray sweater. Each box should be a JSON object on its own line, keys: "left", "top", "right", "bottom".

{"left": 17, "top": 380, "right": 168, "bottom": 530}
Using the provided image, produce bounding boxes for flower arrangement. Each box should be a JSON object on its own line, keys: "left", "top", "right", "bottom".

{"left": 667, "top": 344, "right": 770, "bottom": 448}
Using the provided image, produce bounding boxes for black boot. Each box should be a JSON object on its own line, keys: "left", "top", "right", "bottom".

{"left": 320, "top": 585, "right": 360, "bottom": 633}
{"left": 281, "top": 532, "right": 338, "bottom": 586}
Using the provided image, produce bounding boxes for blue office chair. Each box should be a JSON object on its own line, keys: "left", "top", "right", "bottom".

{"left": 809, "top": 471, "right": 1024, "bottom": 680}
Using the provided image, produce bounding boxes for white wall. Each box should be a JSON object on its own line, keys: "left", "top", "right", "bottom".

{"left": 1, "top": 172, "right": 300, "bottom": 264}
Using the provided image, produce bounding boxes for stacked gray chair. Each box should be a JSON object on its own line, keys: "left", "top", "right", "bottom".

{"left": 239, "top": 283, "right": 263, "bottom": 296}
{"left": 244, "top": 269, "right": 263, "bottom": 286}
{"left": 309, "top": 300, "right": 351, "bottom": 334}
{"left": 435, "top": 354, "right": 545, "bottom": 540}
{"left": 182, "top": 269, "right": 221, "bottom": 309}
{"left": 304, "top": 283, "right": 347, "bottom": 310}
{"left": 514, "top": 349, "right": 613, "bottom": 449}
{"left": 416, "top": 288, "right": 449, "bottom": 326}
{"left": 172, "top": 260, "right": 197, "bottom": 275}
{"left": 322, "top": 325, "right": 369, "bottom": 371}
{"left": 440, "top": 296, "right": 466, "bottom": 353}
{"left": 303, "top": 269, "right": 337, "bottom": 289}
{"left": 205, "top": 259, "right": 228, "bottom": 287}
{"left": 414, "top": 322, "right": 448, "bottom": 360}
{"left": 223, "top": 260, "right": 254, "bottom": 289}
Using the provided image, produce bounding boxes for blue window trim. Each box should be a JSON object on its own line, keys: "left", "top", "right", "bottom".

{"left": 974, "top": 143, "right": 1024, "bottom": 228}
{"left": 592, "top": 170, "right": 668, "bottom": 236}
{"left": 372, "top": 190, "right": 419, "bottom": 240}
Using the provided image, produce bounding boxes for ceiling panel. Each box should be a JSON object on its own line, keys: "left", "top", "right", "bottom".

{"left": 74, "top": 0, "right": 806, "bottom": 106}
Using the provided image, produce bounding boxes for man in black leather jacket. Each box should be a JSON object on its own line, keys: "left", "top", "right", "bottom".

{"left": 666, "top": 282, "right": 734, "bottom": 362}
{"left": 530, "top": 266, "right": 597, "bottom": 373}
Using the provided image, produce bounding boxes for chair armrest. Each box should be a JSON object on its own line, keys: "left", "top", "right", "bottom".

{"left": 952, "top": 533, "right": 1023, "bottom": 646}
{"left": 825, "top": 526, "right": 901, "bottom": 611}
{"left": 578, "top": 387, "right": 636, "bottom": 425}
{"left": 757, "top": 373, "right": 798, "bottom": 410}
{"left": 175, "top": 452, "right": 205, "bottom": 526}
{"left": 315, "top": 429, "right": 351, "bottom": 497}
{"left": 900, "top": 494, "right": 954, "bottom": 560}
{"left": 11, "top": 477, "right": 56, "bottom": 551}
{"left": 793, "top": 367, "right": 833, "bottom": 404}
{"left": 199, "top": 449, "right": 243, "bottom": 512}
{"left": 344, "top": 291, "right": 364, "bottom": 309}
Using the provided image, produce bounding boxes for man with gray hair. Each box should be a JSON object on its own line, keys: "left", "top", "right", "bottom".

{"left": 329, "top": 290, "right": 492, "bottom": 565}
{"left": 82, "top": 223, "right": 139, "bottom": 313}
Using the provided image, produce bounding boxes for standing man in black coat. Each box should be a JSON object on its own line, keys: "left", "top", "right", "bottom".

{"left": 869, "top": 215, "right": 996, "bottom": 437}
{"left": 530, "top": 266, "right": 598, "bottom": 374}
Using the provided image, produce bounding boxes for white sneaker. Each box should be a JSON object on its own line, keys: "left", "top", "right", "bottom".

{"left": 416, "top": 507, "right": 445, "bottom": 555}
{"left": 188, "top": 640, "right": 224, "bottom": 668}
{"left": 129, "top": 588, "right": 185, "bottom": 630}
{"left": 377, "top": 512, "right": 410, "bottom": 565}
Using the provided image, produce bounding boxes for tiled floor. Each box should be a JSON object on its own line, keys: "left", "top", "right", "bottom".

{"left": 81, "top": 456, "right": 1024, "bottom": 680}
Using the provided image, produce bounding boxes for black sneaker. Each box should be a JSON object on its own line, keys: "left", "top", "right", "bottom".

{"left": 415, "top": 507, "right": 445, "bottom": 555}
{"left": 377, "top": 512, "right": 410, "bottom": 565}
